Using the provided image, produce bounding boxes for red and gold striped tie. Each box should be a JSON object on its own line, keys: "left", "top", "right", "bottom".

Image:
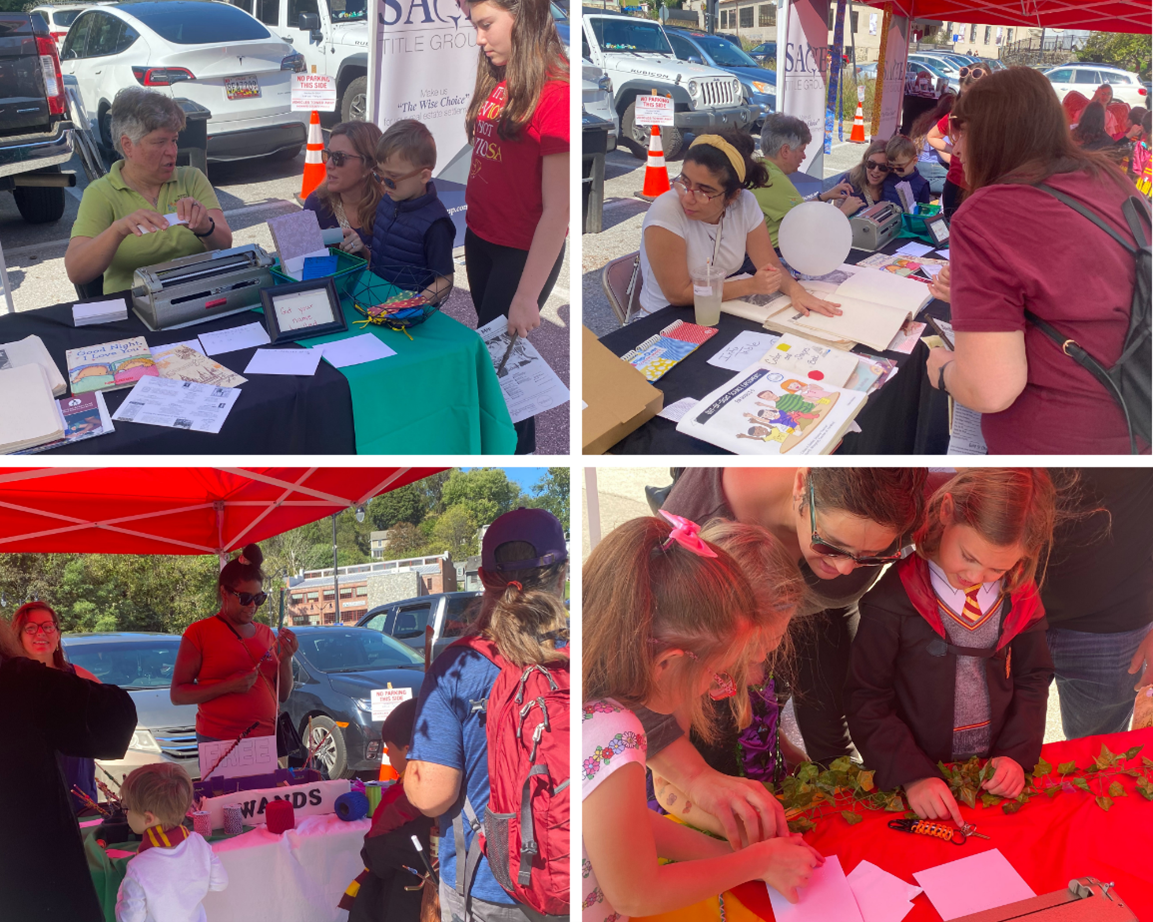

{"left": 962, "top": 585, "right": 983, "bottom": 623}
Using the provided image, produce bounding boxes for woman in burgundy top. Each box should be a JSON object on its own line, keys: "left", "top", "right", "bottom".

{"left": 170, "top": 544, "right": 298, "bottom": 743}
{"left": 925, "top": 67, "right": 1146, "bottom": 455}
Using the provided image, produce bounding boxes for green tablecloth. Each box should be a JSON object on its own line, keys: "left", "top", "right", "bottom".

{"left": 305, "top": 299, "right": 517, "bottom": 455}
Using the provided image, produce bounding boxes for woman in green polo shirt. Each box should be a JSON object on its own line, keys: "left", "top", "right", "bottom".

{"left": 65, "top": 87, "right": 233, "bottom": 294}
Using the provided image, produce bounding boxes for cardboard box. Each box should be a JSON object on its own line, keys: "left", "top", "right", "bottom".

{"left": 583, "top": 325, "right": 664, "bottom": 454}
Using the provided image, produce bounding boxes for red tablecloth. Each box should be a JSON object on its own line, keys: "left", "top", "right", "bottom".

{"left": 733, "top": 729, "right": 1152, "bottom": 921}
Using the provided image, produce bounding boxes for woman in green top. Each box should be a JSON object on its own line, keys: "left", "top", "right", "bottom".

{"left": 65, "top": 88, "right": 233, "bottom": 294}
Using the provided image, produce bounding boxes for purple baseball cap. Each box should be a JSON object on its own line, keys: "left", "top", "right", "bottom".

{"left": 482, "top": 508, "right": 568, "bottom": 571}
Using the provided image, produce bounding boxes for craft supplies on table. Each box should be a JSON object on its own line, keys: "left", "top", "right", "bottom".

{"left": 622, "top": 319, "right": 720, "bottom": 382}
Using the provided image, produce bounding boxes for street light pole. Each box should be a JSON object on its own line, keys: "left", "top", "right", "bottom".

{"left": 332, "top": 513, "right": 340, "bottom": 625}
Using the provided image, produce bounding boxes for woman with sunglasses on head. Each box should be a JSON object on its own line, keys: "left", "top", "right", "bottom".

{"left": 632, "top": 468, "right": 928, "bottom": 853}
{"left": 924, "top": 67, "right": 1147, "bottom": 455}
{"left": 910, "top": 93, "right": 955, "bottom": 197}
{"left": 638, "top": 127, "right": 842, "bottom": 320}
{"left": 844, "top": 139, "right": 890, "bottom": 209}
{"left": 303, "top": 120, "right": 384, "bottom": 257}
{"left": 13, "top": 602, "right": 102, "bottom": 814}
{"left": 170, "top": 543, "right": 298, "bottom": 744}
{"left": 926, "top": 64, "right": 986, "bottom": 217}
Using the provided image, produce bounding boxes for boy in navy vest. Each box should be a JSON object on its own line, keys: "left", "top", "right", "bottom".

{"left": 370, "top": 120, "right": 455, "bottom": 304}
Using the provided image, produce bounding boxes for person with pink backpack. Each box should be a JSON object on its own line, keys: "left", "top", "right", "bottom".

{"left": 405, "top": 508, "right": 569, "bottom": 922}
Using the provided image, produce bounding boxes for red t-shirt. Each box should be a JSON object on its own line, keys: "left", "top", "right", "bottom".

{"left": 937, "top": 115, "right": 966, "bottom": 190}
{"left": 465, "top": 78, "right": 569, "bottom": 251}
{"left": 183, "top": 616, "right": 279, "bottom": 739}
{"left": 950, "top": 169, "right": 1142, "bottom": 454}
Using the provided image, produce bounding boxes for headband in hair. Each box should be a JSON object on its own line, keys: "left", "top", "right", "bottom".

{"left": 658, "top": 510, "right": 718, "bottom": 558}
{"left": 689, "top": 135, "right": 746, "bottom": 183}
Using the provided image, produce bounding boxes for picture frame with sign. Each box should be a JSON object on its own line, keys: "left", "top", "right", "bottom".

{"left": 259, "top": 277, "right": 348, "bottom": 344}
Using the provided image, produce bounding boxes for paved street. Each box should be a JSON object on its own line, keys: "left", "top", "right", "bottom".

{"left": 0, "top": 140, "right": 569, "bottom": 455}
{"left": 582, "top": 134, "right": 872, "bottom": 337}
{"left": 580, "top": 466, "right": 1068, "bottom": 749}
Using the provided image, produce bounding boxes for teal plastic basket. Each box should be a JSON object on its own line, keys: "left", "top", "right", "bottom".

{"left": 901, "top": 203, "right": 943, "bottom": 238}
{"left": 270, "top": 246, "right": 367, "bottom": 300}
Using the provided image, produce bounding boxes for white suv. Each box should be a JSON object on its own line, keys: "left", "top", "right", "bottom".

{"left": 60, "top": 0, "right": 308, "bottom": 163}
{"left": 1043, "top": 63, "right": 1148, "bottom": 108}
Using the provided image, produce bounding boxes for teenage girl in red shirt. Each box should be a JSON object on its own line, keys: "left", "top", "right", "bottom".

{"left": 464, "top": 0, "right": 569, "bottom": 454}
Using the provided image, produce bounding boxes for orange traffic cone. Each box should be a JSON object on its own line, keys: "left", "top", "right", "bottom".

{"left": 379, "top": 751, "right": 399, "bottom": 783}
{"left": 638, "top": 124, "right": 671, "bottom": 201}
{"left": 300, "top": 110, "right": 326, "bottom": 200}
{"left": 849, "top": 101, "right": 867, "bottom": 143}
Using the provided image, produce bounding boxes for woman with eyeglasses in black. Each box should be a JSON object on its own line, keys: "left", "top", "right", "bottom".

{"left": 303, "top": 120, "right": 384, "bottom": 258}
{"left": 170, "top": 543, "right": 298, "bottom": 744}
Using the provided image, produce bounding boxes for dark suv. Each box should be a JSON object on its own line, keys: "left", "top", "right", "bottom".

{"left": 356, "top": 590, "right": 482, "bottom": 666}
{"left": 663, "top": 27, "right": 775, "bottom": 131}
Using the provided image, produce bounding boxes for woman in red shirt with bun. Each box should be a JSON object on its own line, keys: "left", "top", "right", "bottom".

{"left": 464, "top": 0, "right": 568, "bottom": 454}
{"left": 170, "top": 543, "right": 298, "bottom": 743}
{"left": 926, "top": 64, "right": 987, "bottom": 216}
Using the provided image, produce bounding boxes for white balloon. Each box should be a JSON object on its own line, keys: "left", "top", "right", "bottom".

{"left": 778, "top": 201, "right": 853, "bottom": 277}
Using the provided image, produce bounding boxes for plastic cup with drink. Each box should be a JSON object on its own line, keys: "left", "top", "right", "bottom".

{"left": 690, "top": 261, "right": 724, "bottom": 327}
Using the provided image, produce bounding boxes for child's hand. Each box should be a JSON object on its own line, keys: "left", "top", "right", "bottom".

{"left": 507, "top": 293, "right": 541, "bottom": 338}
{"left": 982, "top": 757, "right": 1024, "bottom": 798}
{"left": 755, "top": 834, "right": 825, "bottom": 904}
{"left": 905, "top": 776, "right": 964, "bottom": 827}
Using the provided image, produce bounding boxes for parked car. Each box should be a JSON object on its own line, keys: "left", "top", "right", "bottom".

{"left": 911, "top": 52, "right": 963, "bottom": 76}
{"left": 851, "top": 61, "right": 877, "bottom": 81}
{"left": 285, "top": 626, "right": 425, "bottom": 779}
{"left": 747, "top": 40, "right": 776, "bottom": 66}
{"left": 356, "top": 589, "right": 482, "bottom": 666}
{"left": 906, "top": 56, "right": 959, "bottom": 94}
{"left": 583, "top": 57, "right": 618, "bottom": 150}
{"left": 29, "top": 3, "right": 94, "bottom": 48}
{"left": 60, "top": 632, "right": 200, "bottom": 793}
{"left": 664, "top": 26, "right": 775, "bottom": 131}
{"left": 551, "top": 1, "right": 568, "bottom": 47}
{"left": 1042, "top": 63, "right": 1147, "bottom": 107}
{"left": 60, "top": 0, "right": 308, "bottom": 163}
{"left": 0, "top": 10, "right": 76, "bottom": 224}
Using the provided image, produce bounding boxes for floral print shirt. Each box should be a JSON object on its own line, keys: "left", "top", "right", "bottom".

{"left": 582, "top": 698, "right": 648, "bottom": 922}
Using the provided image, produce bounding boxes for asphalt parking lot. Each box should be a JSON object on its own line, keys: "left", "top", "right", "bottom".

{"left": 0, "top": 139, "right": 570, "bottom": 455}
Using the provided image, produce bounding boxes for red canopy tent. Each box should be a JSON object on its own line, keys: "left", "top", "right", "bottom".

{"left": 0, "top": 467, "right": 445, "bottom": 557}
{"left": 853, "top": 0, "right": 1151, "bottom": 33}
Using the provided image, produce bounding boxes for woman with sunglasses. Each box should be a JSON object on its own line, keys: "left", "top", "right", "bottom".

{"left": 924, "top": 67, "right": 1145, "bottom": 455}
{"left": 845, "top": 139, "right": 890, "bottom": 209}
{"left": 926, "top": 65, "right": 986, "bottom": 217}
{"left": 13, "top": 601, "right": 102, "bottom": 814}
{"left": 631, "top": 468, "right": 927, "bottom": 851}
{"left": 170, "top": 543, "right": 297, "bottom": 744}
{"left": 638, "top": 127, "right": 842, "bottom": 320}
{"left": 303, "top": 120, "right": 383, "bottom": 257}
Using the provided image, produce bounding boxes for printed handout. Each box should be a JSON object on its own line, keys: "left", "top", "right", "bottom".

{"left": 478, "top": 317, "right": 570, "bottom": 424}
{"left": 111, "top": 376, "right": 241, "bottom": 434}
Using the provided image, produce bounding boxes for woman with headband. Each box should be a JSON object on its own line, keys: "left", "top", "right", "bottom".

{"left": 635, "top": 129, "right": 842, "bottom": 319}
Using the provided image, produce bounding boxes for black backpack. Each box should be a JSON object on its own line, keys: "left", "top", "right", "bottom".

{"left": 1024, "top": 183, "right": 1151, "bottom": 454}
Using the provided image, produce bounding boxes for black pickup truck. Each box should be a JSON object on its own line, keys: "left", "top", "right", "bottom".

{"left": 0, "top": 11, "right": 76, "bottom": 224}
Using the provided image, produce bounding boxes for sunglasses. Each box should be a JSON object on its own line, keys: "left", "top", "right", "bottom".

{"left": 959, "top": 66, "right": 986, "bottom": 79}
{"left": 808, "top": 479, "right": 906, "bottom": 567}
{"left": 225, "top": 586, "right": 268, "bottom": 608}
{"left": 866, "top": 159, "right": 891, "bottom": 173}
{"left": 322, "top": 150, "right": 369, "bottom": 168}
{"left": 377, "top": 166, "right": 426, "bottom": 190}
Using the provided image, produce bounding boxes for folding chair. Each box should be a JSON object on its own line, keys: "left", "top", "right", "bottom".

{"left": 601, "top": 251, "right": 644, "bottom": 326}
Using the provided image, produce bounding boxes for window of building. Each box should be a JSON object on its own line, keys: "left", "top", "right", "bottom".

{"left": 983, "top": 25, "right": 991, "bottom": 43}
{"left": 307, "top": 592, "right": 318, "bottom": 601}
{"left": 850, "top": 11, "right": 858, "bottom": 32}
{"left": 356, "top": 586, "right": 368, "bottom": 596}
{"left": 720, "top": 10, "right": 727, "bottom": 28}
{"left": 1006, "top": 27, "right": 1014, "bottom": 42}
{"left": 739, "top": 5, "right": 752, "bottom": 28}
{"left": 970, "top": 24, "right": 978, "bottom": 42}
{"left": 323, "top": 589, "right": 334, "bottom": 600}
{"left": 758, "top": 3, "right": 773, "bottom": 26}
{"left": 291, "top": 593, "right": 303, "bottom": 602}
{"left": 340, "top": 587, "right": 352, "bottom": 598}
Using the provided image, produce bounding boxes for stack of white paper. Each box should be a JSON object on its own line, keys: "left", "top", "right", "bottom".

{"left": 0, "top": 364, "right": 65, "bottom": 453}
{"left": 73, "top": 298, "right": 128, "bottom": 326}
{"left": 0, "top": 334, "right": 66, "bottom": 396}
{"left": 847, "top": 860, "right": 923, "bottom": 922}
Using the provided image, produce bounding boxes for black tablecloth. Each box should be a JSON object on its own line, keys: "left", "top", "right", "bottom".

{"left": 4, "top": 296, "right": 355, "bottom": 454}
{"left": 599, "top": 244, "right": 952, "bottom": 455}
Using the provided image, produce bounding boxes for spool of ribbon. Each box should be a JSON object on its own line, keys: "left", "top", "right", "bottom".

{"left": 191, "top": 811, "right": 212, "bottom": 838}
{"left": 334, "top": 790, "right": 369, "bottom": 822}
{"left": 223, "top": 805, "right": 244, "bottom": 836}
{"left": 364, "top": 782, "right": 383, "bottom": 815}
{"left": 265, "top": 799, "right": 295, "bottom": 835}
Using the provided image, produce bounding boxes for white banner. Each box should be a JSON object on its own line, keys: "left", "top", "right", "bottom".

{"left": 202, "top": 779, "right": 351, "bottom": 830}
{"left": 776, "top": 0, "right": 830, "bottom": 178}
{"left": 876, "top": 15, "right": 910, "bottom": 140}
{"left": 366, "top": 0, "right": 476, "bottom": 180}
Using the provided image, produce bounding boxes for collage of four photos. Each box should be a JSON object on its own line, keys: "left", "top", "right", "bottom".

{"left": 0, "top": 0, "right": 1150, "bottom": 919}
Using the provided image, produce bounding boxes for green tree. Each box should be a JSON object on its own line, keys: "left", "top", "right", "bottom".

{"left": 1078, "top": 33, "right": 1152, "bottom": 79}
{"left": 382, "top": 522, "right": 427, "bottom": 560}
{"left": 368, "top": 483, "right": 425, "bottom": 530}
{"left": 440, "top": 469, "right": 521, "bottom": 528}
{"left": 527, "top": 467, "right": 570, "bottom": 533}
{"left": 431, "top": 506, "right": 479, "bottom": 558}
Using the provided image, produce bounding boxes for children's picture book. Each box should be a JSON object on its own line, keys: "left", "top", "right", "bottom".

{"left": 0, "top": 334, "right": 66, "bottom": 396}
{"left": 65, "top": 337, "right": 158, "bottom": 395}
{"left": 844, "top": 352, "right": 898, "bottom": 394}
{"left": 676, "top": 359, "right": 867, "bottom": 455}
{"left": 16, "top": 392, "right": 115, "bottom": 454}
{"left": 620, "top": 319, "right": 718, "bottom": 382}
{"left": 154, "top": 344, "right": 247, "bottom": 388}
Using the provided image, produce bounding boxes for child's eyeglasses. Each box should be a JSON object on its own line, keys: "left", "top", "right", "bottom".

{"left": 224, "top": 587, "right": 268, "bottom": 608}
{"left": 322, "top": 150, "right": 369, "bottom": 168}
{"left": 377, "top": 166, "right": 426, "bottom": 190}
{"left": 807, "top": 479, "right": 906, "bottom": 566}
